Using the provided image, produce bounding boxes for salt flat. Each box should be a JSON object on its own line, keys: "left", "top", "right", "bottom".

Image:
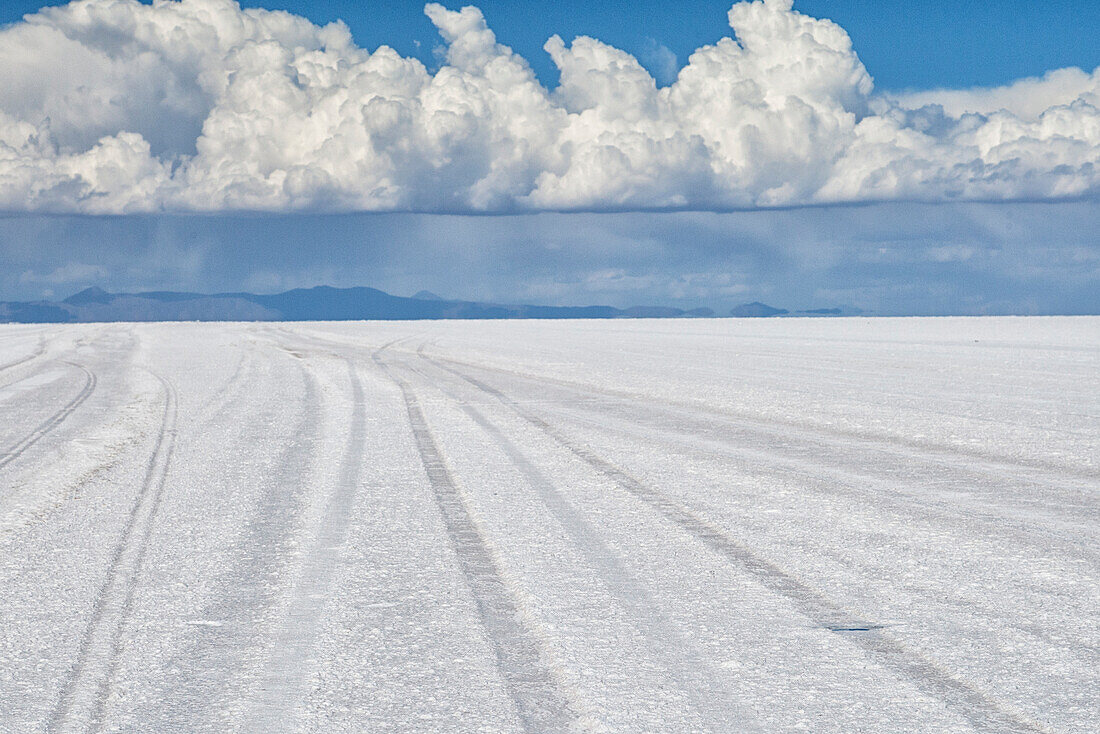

{"left": 0, "top": 317, "right": 1096, "bottom": 733}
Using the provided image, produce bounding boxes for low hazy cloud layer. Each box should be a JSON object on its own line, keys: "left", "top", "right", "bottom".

{"left": 4, "top": 203, "right": 1098, "bottom": 315}
{"left": 1, "top": 0, "right": 1098, "bottom": 214}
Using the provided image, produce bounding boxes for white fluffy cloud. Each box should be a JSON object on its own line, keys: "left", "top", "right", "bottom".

{"left": 0, "top": 0, "right": 1097, "bottom": 213}
{"left": 892, "top": 66, "right": 1100, "bottom": 121}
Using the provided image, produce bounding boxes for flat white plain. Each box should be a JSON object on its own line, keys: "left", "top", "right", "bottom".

{"left": 0, "top": 317, "right": 1096, "bottom": 733}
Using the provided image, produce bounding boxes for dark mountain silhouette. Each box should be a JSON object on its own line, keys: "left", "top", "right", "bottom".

{"left": 62, "top": 286, "right": 112, "bottom": 305}
{"left": 1, "top": 285, "right": 722, "bottom": 323}
{"left": 730, "top": 301, "right": 789, "bottom": 317}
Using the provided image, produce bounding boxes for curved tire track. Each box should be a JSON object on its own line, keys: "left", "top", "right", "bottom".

{"left": 245, "top": 358, "right": 368, "bottom": 730}
{"left": 416, "top": 364, "right": 765, "bottom": 733}
{"left": 0, "top": 336, "right": 46, "bottom": 374}
{"left": 424, "top": 350, "right": 1096, "bottom": 483}
{"left": 532, "top": 393, "right": 1100, "bottom": 566}
{"left": 193, "top": 345, "right": 256, "bottom": 427}
{"left": 419, "top": 349, "right": 1098, "bottom": 569}
{"left": 417, "top": 349, "right": 1048, "bottom": 734}
{"left": 146, "top": 352, "right": 322, "bottom": 732}
{"left": 373, "top": 347, "right": 578, "bottom": 734}
{"left": 0, "top": 361, "right": 97, "bottom": 474}
{"left": 46, "top": 373, "right": 178, "bottom": 734}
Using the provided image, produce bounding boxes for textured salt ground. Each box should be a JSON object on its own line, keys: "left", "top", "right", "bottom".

{"left": 0, "top": 317, "right": 1096, "bottom": 733}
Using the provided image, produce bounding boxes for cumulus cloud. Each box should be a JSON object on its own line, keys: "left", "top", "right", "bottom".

{"left": 0, "top": 0, "right": 1097, "bottom": 213}
{"left": 892, "top": 66, "right": 1100, "bottom": 121}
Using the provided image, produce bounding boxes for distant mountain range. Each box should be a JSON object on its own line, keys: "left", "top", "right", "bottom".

{"left": 728, "top": 302, "right": 850, "bottom": 318}
{"left": 0, "top": 286, "right": 855, "bottom": 323}
{"left": 0, "top": 286, "right": 715, "bottom": 323}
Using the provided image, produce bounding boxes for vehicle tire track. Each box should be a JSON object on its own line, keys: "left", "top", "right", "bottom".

{"left": 46, "top": 372, "right": 178, "bottom": 734}
{"left": 423, "top": 351, "right": 1097, "bottom": 483}
{"left": 535, "top": 398, "right": 1100, "bottom": 571}
{"left": 0, "top": 336, "right": 46, "bottom": 374}
{"left": 420, "top": 349, "right": 1097, "bottom": 551}
{"left": 414, "top": 363, "right": 765, "bottom": 733}
{"left": 145, "top": 355, "right": 322, "bottom": 733}
{"left": 372, "top": 348, "right": 578, "bottom": 734}
{"left": 418, "top": 350, "right": 1049, "bottom": 734}
{"left": 193, "top": 344, "right": 256, "bottom": 427}
{"left": 244, "top": 358, "right": 367, "bottom": 731}
{"left": 0, "top": 360, "right": 97, "bottom": 474}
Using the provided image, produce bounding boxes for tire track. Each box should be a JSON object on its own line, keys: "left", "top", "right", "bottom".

{"left": 245, "top": 358, "right": 367, "bottom": 731}
{"left": 147, "top": 354, "right": 322, "bottom": 732}
{"left": 418, "top": 350, "right": 1049, "bottom": 734}
{"left": 430, "top": 345, "right": 1100, "bottom": 573}
{"left": 535, "top": 398, "right": 1100, "bottom": 569}
{"left": 422, "top": 348, "right": 1097, "bottom": 540}
{"left": 423, "top": 351, "right": 1097, "bottom": 483}
{"left": 0, "top": 360, "right": 97, "bottom": 474}
{"left": 0, "top": 336, "right": 46, "bottom": 374}
{"left": 372, "top": 348, "right": 578, "bottom": 734}
{"left": 419, "top": 366, "right": 765, "bottom": 733}
{"left": 193, "top": 344, "right": 255, "bottom": 427}
{"left": 46, "top": 372, "right": 178, "bottom": 734}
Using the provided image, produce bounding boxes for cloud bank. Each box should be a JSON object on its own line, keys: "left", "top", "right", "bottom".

{"left": 0, "top": 0, "right": 1098, "bottom": 214}
{"left": 5, "top": 203, "right": 1098, "bottom": 315}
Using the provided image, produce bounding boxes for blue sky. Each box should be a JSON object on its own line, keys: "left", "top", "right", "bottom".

{"left": 257, "top": 0, "right": 1100, "bottom": 89}
{"left": 0, "top": 0, "right": 1098, "bottom": 314}
{"left": 5, "top": 0, "right": 1099, "bottom": 90}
